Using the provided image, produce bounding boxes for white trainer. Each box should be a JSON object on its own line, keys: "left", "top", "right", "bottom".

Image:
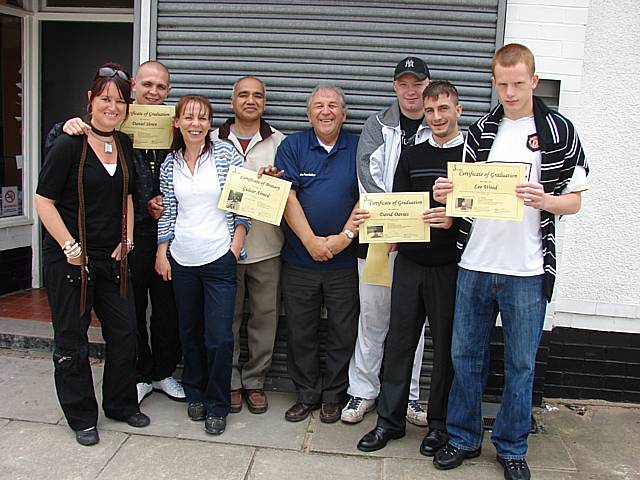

{"left": 406, "top": 400, "right": 428, "bottom": 427}
{"left": 152, "top": 376, "right": 186, "bottom": 402}
{"left": 340, "top": 396, "right": 376, "bottom": 424}
{"left": 137, "top": 382, "right": 153, "bottom": 405}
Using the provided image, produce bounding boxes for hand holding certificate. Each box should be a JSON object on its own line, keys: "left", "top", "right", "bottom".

{"left": 218, "top": 166, "right": 291, "bottom": 226}
{"left": 445, "top": 162, "right": 527, "bottom": 221}
{"left": 119, "top": 104, "right": 175, "bottom": 149}
{"left": 359, "top": 192, "right": 430, "bottom": 243}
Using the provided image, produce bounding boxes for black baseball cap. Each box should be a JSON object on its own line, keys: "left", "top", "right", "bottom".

{"left": 394, "top": 56, "right": 430, "bottom": 81}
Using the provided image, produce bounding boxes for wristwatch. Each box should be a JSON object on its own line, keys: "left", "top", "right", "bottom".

{"left": 342, "top": 229, "right": 355, "bottom": 240}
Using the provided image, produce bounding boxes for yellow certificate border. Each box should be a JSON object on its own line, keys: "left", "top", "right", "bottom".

{"left": 118, "top": 104, "right": 175, "bottom": 149}
{"left": 359, "top": 192, "right": 429, "bottom": 243}
{"left": 445, "top": 162, "right": 526, "bottom": 221}
{"left": 218, "top": 165, "right": 291, "bottom": 226}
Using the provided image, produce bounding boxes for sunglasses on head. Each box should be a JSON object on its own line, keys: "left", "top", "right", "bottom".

{"left": 98, "top": 67, "right": 130, "bottom": 81}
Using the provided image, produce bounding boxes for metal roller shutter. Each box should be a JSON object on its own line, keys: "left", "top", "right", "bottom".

{"left": 151, "top": 0, "right": 506, "bottom": 397}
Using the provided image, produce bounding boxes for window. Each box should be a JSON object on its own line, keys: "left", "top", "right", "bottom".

{"left": 536, "top": 79, "right": 561, "bottom": 111}
{"left": 0, "top": 13, "right": 23, "bottom": 218}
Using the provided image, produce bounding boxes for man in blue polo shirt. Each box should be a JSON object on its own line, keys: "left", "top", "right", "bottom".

{"left": 275, "top": 83, "right": 360, "bottom": 424}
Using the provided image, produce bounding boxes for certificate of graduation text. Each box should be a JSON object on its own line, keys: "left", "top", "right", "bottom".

{"left": 445, "top": 162, "right": 527, "bottom": 221}
{"left": 359, "top": 192, "right": 429, "bottom": 243}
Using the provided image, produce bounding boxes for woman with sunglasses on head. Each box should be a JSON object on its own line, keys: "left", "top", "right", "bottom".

{"left": 35, "top": 63, "right": 150, "bottom": 447}
{"left": 155, "top": 95, "right": 249, "bottom": 435}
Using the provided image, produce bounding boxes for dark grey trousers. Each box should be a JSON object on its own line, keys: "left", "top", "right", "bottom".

{"left": 282, "top": 262, "right": 359, "bottom": 404}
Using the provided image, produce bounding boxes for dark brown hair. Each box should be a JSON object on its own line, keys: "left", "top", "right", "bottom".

{"left": 422, "top": 80, "right": 460, "bottom": 104}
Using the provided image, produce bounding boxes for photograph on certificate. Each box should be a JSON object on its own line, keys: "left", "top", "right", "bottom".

{"left": 359, "top": 192, "right": 429, "bottom": 243}
{"left": 218, "top": 166, "right": 291, "bottom": 226}
{"left": 446, "top": 162, "right": 527, "bottom": 221}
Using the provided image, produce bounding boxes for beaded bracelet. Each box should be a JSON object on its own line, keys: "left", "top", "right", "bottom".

{"left": 62, "top": 239, "right": 82, "bottom": 259}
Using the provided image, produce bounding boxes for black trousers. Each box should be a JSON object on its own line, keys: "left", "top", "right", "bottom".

{"left": 44, "top": 256, "right": 138, "bottom": 431}
{"left": 377, "top": 254, "right": 458, "bottom": 433}
{"left": 129, "top": 230, "right": 181, "bottom": 383}
{"left": 282, "top": 263, "right": 359, "bottom": 404}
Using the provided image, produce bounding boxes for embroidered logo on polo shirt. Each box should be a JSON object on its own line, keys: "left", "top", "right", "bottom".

{"left": 300, "top": 172, "right": 316, "bottom": 177}
{"left": 526, "top": 134, "right": 540, "bottom": 152}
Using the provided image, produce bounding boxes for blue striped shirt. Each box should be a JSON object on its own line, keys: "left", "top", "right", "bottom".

{"left": 157, "top": 140, "right": 251, "bottom": 260}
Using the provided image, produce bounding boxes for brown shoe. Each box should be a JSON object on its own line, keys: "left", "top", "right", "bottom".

{"left": 245, "top": 389, "right": 268, "bottom": 414}
{"left": 320, "top": 402, "right": 341, "bottom": 423}
{"left": 230, "top": 389, "right": 242, "bottom": 413}
{"left": 285, "top": 402, "right": 319, "bottom": 422}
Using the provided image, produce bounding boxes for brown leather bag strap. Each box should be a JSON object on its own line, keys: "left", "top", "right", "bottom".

{"left": 112, "top": 133, "right": 129, "bottom": 299}
{"left": 77, "top": 136, "right": 88, "bottom": 316}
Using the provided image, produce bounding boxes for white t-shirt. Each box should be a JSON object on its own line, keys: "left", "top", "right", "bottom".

{"left": 169, "top": 151, "right": 231, "bottom": 266}
{"left": 460, "top": 116, "right": 587, "bottom": 276}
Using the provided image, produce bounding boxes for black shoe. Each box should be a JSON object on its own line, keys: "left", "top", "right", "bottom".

{"left": 419, "top": 428, "right": 448, "bottom": 457}
{"left": 125, "top": 411, "right": 150, "bottom": 427}
{"left": 75, "top": 427, "right": 99, "bottom": 446}
{"left": 357, "top": 426, "right": 405, "bottom": 452}
{"left": 204, "top": 415, "right": 226, "bottom": 435}
{"left": 433, "top": 443, "right": 482, "bottom": 470}
{"left": 105, "top": 411, "right": 150, "bottom": 428}
{"left": 497, "top": 455, "right": 531, "bottom": 480}
{"left": 187, "top": 402, "right": 206, "bottom": 421}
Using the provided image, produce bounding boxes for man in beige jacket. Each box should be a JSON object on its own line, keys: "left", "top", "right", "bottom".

{"left": 211, "top": 76, "right": 285, "bottom": 414}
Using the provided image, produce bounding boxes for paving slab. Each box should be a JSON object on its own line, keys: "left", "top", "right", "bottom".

{"left": 537, "top": 403, "right": 640, "bottom": 479}
{"left": 0, "top": 420, "right": 127, "bottom": 480}
{"left": 97, "top": 434, "right": 255, "bottom": 480}
{"left": 0, "top": 352, "right": 65, "bottom": 423}
{"left": 98, "top": 389, "right": 308, "bottom": 451}
{"left": 308, "top": 412, "right": 430, "bottom": 460}
{"left": 527, "top": 432, "right": 576, "bottom": 471}
{"left": 382, "top": 457, "right": 581, "bottom": 480}
{"left": 0, "top": 418, "right": 9, "bottom": 429}
{"left": 248, "top": 448, "right": 382, "bottom": 480}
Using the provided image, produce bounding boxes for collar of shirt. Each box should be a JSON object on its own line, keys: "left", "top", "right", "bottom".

{"left": 427, "top": 131, "right": 465, "bottom": 149}
{"left": 174, "top": 143, "right": 209, "bottom": 170}
{"left": 308, "top": 128, "right": 347, "bottom": 154}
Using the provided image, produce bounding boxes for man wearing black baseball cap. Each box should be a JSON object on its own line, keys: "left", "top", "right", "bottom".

{"left": 341, "top": 56, "right": 431, "bottom": 428}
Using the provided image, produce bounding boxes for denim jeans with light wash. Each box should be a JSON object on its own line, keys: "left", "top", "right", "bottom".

{"left": 446, "top": 267, "right": 546, "bottom": 460}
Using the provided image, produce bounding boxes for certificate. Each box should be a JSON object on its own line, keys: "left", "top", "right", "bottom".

{"left": 119, "top": 104, "right": 175, "bottom": 149}
{"left": 218, "top": 166, "right": 291, "bottom": 226}
{"left": 446, "top": 162, "right": 527, "bottom": 221}
{"left": 359, "top": 192, "right": 429, "bottom": 243}
{"left": 361, "top": 243, "right": 391, "bottom": 287}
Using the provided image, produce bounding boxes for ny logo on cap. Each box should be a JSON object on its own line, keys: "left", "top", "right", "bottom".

{"left": 405, "top": 59, "right": 415, "bottom": 68}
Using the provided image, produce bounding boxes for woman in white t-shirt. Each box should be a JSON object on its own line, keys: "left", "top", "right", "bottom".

{"left": 155, "top": 95, "right": 249, "bottom": 435}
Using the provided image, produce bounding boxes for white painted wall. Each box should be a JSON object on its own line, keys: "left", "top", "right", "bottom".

{"left": 505, "top": 0, "right": 640, "bottom": 332}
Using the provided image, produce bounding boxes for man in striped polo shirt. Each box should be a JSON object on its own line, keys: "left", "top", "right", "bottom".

{"left": 432, "top": 44, "right": 589, "bottom": 480}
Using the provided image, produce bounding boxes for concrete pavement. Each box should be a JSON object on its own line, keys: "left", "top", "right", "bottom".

{"left": 0, "top": 348, "right": 639, "bottom": 480}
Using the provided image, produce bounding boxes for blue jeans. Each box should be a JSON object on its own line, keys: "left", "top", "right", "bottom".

{"left": 170, "top": 251, "right": 237, "bottom": 417}
{"left": 446, "top": 268, "right": 546, "bottom": 459}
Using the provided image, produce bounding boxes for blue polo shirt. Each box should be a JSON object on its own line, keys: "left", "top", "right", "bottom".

{"left": 275, "top": 128, "right": 359, "bottom": 270}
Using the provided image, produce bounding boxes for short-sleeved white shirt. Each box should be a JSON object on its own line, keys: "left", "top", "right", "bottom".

{"left": 460, "top": 116, "right": 587, "bottom": 276}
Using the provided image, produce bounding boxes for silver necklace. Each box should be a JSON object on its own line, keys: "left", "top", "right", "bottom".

{"left": 90, "top": 126, "right": 115, "bottom": 154}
